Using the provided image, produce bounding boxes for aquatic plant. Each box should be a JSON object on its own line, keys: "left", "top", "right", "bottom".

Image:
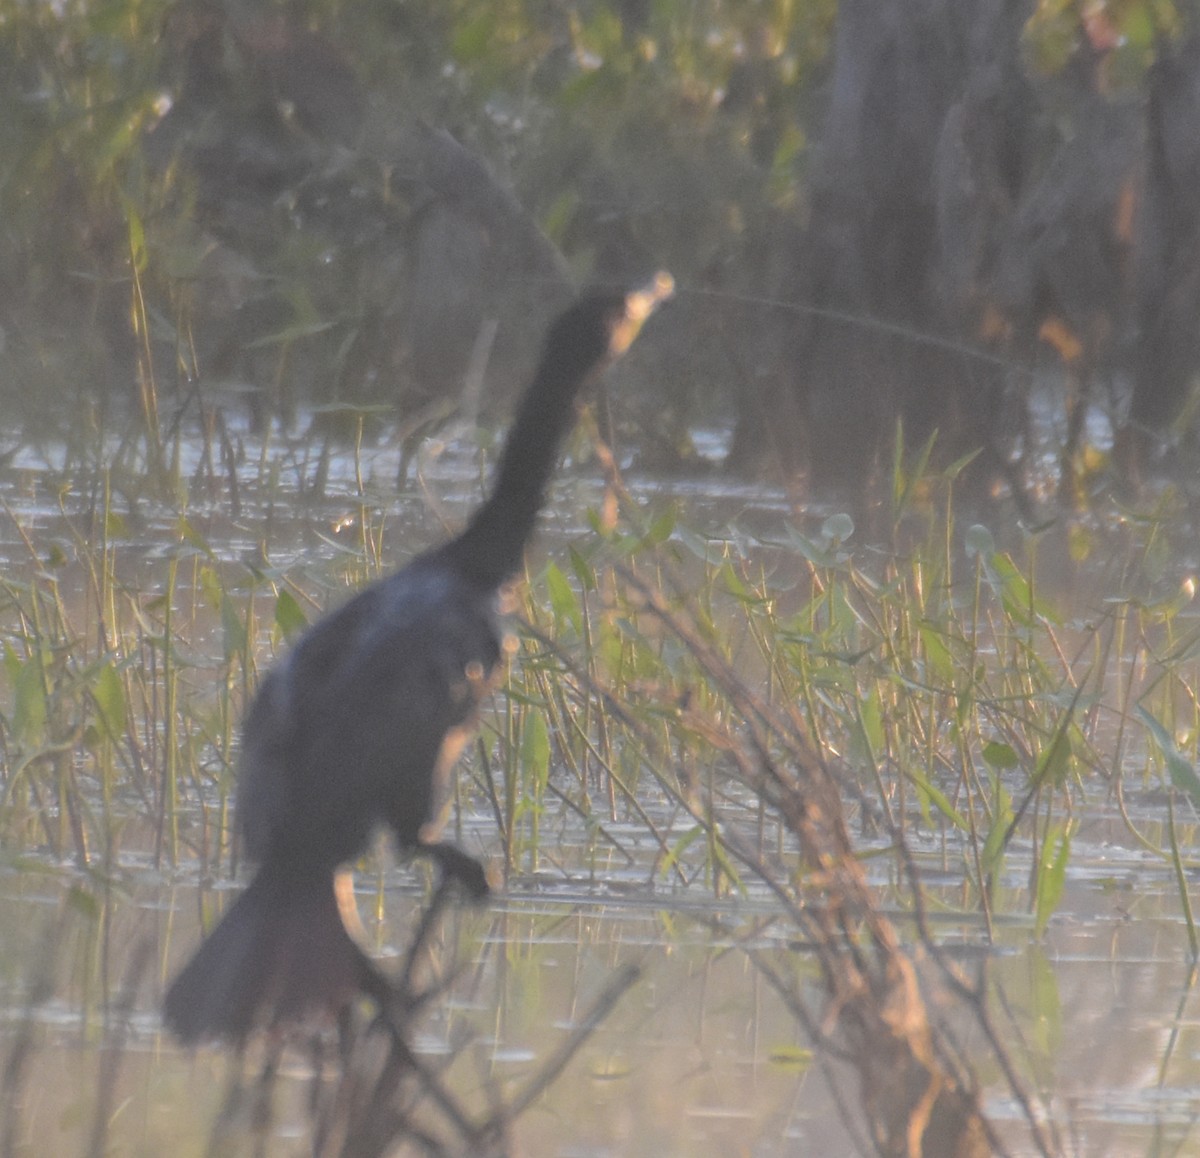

{"left": 2, "top": 424, "right": 1200, "bottom": 1152}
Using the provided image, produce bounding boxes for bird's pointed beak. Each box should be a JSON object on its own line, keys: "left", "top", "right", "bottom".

{"left": 612, "top": 271, "right": 674, "bottom": 354}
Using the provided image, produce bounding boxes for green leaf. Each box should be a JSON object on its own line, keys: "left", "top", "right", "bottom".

{"left": 3, "top": 641, "right": 20, "bottom": 685}
{"left": 784, "top": 526, "right": 840, "bottom": 567}
{"left": 92, "top": 662, "right": 126, "bottom": 738}
{"left": 821, "top": 512, "right": 855, "bottom": 545}
{"left": 220, "top": 595, "right": 247, "bottom": 662}
{"left": 982, "top": 740, "right": 1019, "bottom": 770}
{"left": 12, "top": 656, "right": 47, "bottom": 748}
{"left": 198, "top": 565, "right": 222, "bottom": 611}
{"left": 893, "top": 424, "right": 937, "bottom": 513}
{"left": 767, "top": 1044, "right": 814, "bottom": 1072}
{"left": 989, "top": 551, "right": 1059, "bottom": 625}
{"left": 942, "top": 446, "right": 982, "bottom": 481}
{"left": 127, "top": 204, "right": 146, "bottom": 273}
{"left": 176, "top": 517, "right": 214, "bottom": 559}
{"left": 721, "top": 561, "right": 750, "bottom": 600}
{"left": 918, "top": 621, "right": 955, "bottom": 683}
{"left": 1033, "top": 723, "right": 1072, "bottom": 788}
{"left": 853, "top": 688, "right": 883, "bottom": 764}
{"left": 568, "top": 545, "right": 596, "bottom": 592}
{"left": 1035, "top": 822, "right": 1071, "bottom": 938}
{"left": 545, "top": 562, "right": 581, "bottom": 634}
{"left": 1136, "top": 706, "right": 1200, "bottom": 808}
{"left": 643, "top": 505, "right": 677, "bottom": 546}
{"left": 892, "top": 420, "right": 908, "bottom": 509}
{"left": 274, "top": 589, "right": 308, "bottom": 641}
{"left": 244, "top": 319, "right": 337, "bottom": 348}
{"left": 675, "top": 524, "right": 727, "bottom": 565}
{"left": 964, "top": 524, "right": 995, "bottom": 559}
{"left": 906, "top": 766, "right": 966, "bottom": 830}
{"left": 520, "top": 709, "right": 551, "bottom": 797}
{"left": 980, "top": 776, "right": 1013, "bottom": 882}
{"left": 660, "top": 824, "right": 704, "bottom": 878}
{"left": 710, "top": 836, "right": 746, "bottom": 897}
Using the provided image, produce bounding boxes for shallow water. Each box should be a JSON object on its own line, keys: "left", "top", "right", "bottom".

{"left": 3, "top": 843, "right": 1199, "bottom": 1156}
{"left": 2, "top": 421, "right": 1200, "bottom": 1156}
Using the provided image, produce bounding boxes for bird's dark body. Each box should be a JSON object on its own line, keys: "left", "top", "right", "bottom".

{"left": 238, "top": 559, "right": 502, "bottom": 871}
{"left": 164, "top": 561, "right": 501, "bottom": 1042}
{"left": 164, "top": 275, "right": 671, "bottom": 1044}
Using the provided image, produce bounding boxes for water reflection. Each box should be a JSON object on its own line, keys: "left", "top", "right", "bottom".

{"left": 1, "top": 836, "right": 1199, "bottom": 1155}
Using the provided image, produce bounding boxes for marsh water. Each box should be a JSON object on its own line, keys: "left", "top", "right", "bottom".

{"left": 1, "top": 420, "right": 1200, "bottom": 1157}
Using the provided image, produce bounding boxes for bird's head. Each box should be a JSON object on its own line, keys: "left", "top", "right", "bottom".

{"left": 544, "top": 272, "right": 674, "bottom": 383}
{"left": 607, "top": 270, "right": 675, "bottom": 357}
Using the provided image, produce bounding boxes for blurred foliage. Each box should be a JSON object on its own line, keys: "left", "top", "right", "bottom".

{"left": 1023, "top": 0, "right": 1180, "bottom": 83}
{"left": 0, "top": 0, "right": 835, "bottom": 448}
{"left": 0, "top": 0, "right": 1197, "bottom": 481}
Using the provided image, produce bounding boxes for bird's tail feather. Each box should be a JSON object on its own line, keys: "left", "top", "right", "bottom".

{"left": 164, "top": 865, "right": 386, "bottom": 1045}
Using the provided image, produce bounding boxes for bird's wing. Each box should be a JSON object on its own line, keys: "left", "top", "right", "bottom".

{"left": 237, "top": 570, "right": 502, "bottom": 863}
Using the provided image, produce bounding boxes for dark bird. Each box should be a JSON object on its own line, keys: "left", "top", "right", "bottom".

{"left": 163, "top": 273, "right": 673, "bottom": 1044}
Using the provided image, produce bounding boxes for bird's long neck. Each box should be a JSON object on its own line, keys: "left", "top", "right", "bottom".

{"left": 436, "top": 348, "right": 600, "bottom": 590}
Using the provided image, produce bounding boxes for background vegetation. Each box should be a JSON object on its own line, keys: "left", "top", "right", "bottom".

{"left": 7, "top": 0, "right": 1200, "bottom": 507}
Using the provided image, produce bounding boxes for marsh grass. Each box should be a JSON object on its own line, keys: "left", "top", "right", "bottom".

{"left": 492, "top": 461, "right": 1200, "bottom": 932}
{"left": 0, "top": 413, "right": 400, "bottom": 877}
{"left": 3, "top": 425, "right": 1200, "bottom": 1152}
